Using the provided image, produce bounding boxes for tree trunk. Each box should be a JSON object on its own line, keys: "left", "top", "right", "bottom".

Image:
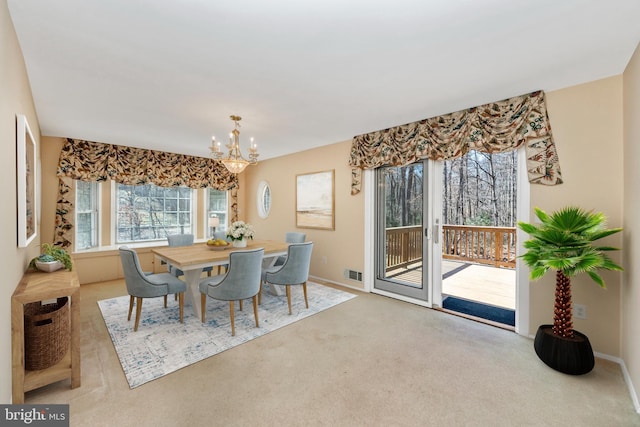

{"left": 456, "top": 158, "right": 465, "bottom": 224}
{"left": 408, "top": 168, "right": 413, "bottom": 225}
{"left": 553, "top": 270, "right": 574, "bottom": 338}
{"left": 443, "top": 162, "right": 449, "bottom": 225}
{"left": 401, "top": 167, "right": 409, "bottom": 225}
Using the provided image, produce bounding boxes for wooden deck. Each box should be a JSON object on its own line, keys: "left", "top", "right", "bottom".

{"left": 385, "top": 260, "right": 516, "bottom": 309}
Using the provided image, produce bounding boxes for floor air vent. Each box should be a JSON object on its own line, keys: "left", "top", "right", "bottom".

{"left": 344, "top": 269, "right": 363, "bottom": 282}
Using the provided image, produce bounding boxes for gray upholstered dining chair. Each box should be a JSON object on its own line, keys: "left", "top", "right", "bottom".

{"left": 119, "top": 246, "right": 186, "bottom": 332}
{"left": 198, "top": 247, "right": 264, "bottom": 336}
{"left": 167, "top": 233, "right": 213, "bottom": 277}
{"left": 273, "top": 232, "right": 306, "bottom": 267}
{"left": 262, "top": 242, "right": 313, "bottom": 314}
{"left": 286, "top": 232, "right": 306, "bottom": 243}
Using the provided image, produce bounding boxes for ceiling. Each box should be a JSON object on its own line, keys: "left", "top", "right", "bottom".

{"left": 8, "top": 0, "right": 640, "bottom": 161}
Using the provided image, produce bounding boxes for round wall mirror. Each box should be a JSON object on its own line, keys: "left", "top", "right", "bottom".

{"left": 257, "top": 180, "right": 271, "bottom": 219}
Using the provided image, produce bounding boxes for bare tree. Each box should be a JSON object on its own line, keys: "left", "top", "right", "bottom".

{"left": 443, "top": 161, "right": 450, "bottom": 225}
{"left": 381, "top": 150, "right": 517, "bottom": 231}
{"left": 442, "top": 150, "right": 518, "bottom": 227}
{"left": 383, "top": 164, "right": 423, "bottom": 227}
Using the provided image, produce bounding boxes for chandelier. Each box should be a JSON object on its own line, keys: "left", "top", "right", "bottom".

{"left": 210, "top": 115, "right": 259, "bottom": 174}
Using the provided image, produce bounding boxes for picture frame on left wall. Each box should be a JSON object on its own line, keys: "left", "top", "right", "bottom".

{"left": 17, "top": 114, "right": 37, "bottom": 248}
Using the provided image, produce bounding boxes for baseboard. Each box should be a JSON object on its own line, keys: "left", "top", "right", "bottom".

{"left": 309, "top": 275, "right": 364, "bottom": 292}
{"left": 620, "top": 359, "right": 640, "bottom": 413}
{"left": 595, "top": 353, "right": 640, "bottom": 414}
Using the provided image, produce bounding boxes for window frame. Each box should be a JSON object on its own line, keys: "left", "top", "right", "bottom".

{"left": 74, "top": 180, "right": 100, "bottom": 251}
{"left": 114, "top": 182, "right": 195, "bottom": 244}
{"left": 206, "top": 188, "right": 229, "bottom": 238}
{"left": 256, "top": 180, "right": 271, "bottom": 219}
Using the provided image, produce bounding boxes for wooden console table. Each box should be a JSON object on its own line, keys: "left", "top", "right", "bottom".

{"left": 11, "top": 269, "right": 81, "bottom": 403}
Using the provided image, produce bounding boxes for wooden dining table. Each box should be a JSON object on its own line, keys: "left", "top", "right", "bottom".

{"left": 152, "top": 239, "right": 289, "bottom": 320}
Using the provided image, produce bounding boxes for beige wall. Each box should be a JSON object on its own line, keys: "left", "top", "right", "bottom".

{"left": 40, "top": 137, "right": 63, "bottom": 244}
{"left": 623, "top": 42, "right": 640, "bottom": 403}
{"left": 531, "top": 76, "right": 624, "bottom": 356}
{"left": 244, "top": 141, "right": 365, "bottom": 288}
{"left": 0, "top": 0, "right": 42, "bottom": 403}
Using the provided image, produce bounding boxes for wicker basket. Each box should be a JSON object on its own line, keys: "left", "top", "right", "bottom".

{"left": 24, "top": 297, "right": 70, "bottom": 370}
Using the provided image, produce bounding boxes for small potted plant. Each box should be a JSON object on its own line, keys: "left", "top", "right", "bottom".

{"left": 226, "top": 221, "right": 255, "bottom": 248}
{"left": 29, "top": 243, "right": 73, "bottom": 272}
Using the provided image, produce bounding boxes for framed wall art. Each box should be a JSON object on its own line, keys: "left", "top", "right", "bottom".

{"left": 17, "top": 114, "right": 37, "bottom": 248}
{"left": 296, "top": 169, "right": 334, "bottom": 230}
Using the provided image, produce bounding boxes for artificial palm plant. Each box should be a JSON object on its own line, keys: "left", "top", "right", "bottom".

{"left": 518, "top": 206, "right": 622, "bottom": 339}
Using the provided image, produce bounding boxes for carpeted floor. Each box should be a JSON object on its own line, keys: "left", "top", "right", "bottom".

{"left": 98, "top": 281, "right": 356, "bottom": 388}
{"left": 25, "top": 279, "right": 639, "bottom": 426}
{"left": 442, "top": 295, "right": 515, "bottom": 326}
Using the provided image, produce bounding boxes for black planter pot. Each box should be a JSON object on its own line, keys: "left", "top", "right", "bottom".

{"left": 533, "top": 324, "right": 595, "bottom": 375}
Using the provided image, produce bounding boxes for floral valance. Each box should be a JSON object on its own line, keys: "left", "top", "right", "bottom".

{"left": 348, "top": 90, "right": 562, "bottom": 194}
{"left": 53, "top": 138, "right": 239, "bottom": 249}
{"left": 56, "top": 138, "right": 238, "bottom": 190}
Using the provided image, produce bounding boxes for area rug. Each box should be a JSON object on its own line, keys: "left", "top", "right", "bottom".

{"left": 98, "top": 282, "right": 356, "bottom": 388}
{"left": 442, "top": 296, "right": 515, "bottom": 326}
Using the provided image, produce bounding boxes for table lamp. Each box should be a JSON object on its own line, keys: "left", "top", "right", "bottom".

{"left": 208, "top": 216, "right": 220, "bottom": 237}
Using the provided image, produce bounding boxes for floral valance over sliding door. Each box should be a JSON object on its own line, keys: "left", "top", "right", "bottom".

{"left": 53, "top": 138, "right": 238, "bottom": 248}
{"left": 348, "top": 90, "right": 562, "bottom": 195}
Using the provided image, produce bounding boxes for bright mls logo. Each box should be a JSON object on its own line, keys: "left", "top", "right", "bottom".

{"left": 1, "top": 405, "right": 69, "bottom": 426}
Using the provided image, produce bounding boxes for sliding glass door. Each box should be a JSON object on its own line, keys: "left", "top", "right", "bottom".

{"left": 373, "top": 161, "right": 440, "bottom": 304}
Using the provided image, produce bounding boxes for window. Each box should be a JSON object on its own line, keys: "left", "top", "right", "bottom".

{"left": 256, "top": 180, "right": 271, "bottom": 219}
{"left": 207, "top": 189, "right": 228, "bottom": 237}
{"left": 75, "top": 181, "right": 99, "bottom": 250}
{"left": 116, "top": 183, "right": 193, "bottom": 243}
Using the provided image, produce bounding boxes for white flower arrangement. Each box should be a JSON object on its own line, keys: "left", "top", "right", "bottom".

{"left": 226, "top": 221, "right": 255, "bottom": 241}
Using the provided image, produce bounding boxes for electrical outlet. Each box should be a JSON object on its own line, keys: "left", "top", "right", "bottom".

{"left": 322, "top": 256, "right": 327, "bottom": 265}
{"left": 574, "top": 304, "right": 587, "bottom": 319}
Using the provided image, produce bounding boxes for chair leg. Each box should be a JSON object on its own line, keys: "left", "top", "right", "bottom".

{"left": 286, "top": 286, "right": 292, "bottom": 315}
{"left": 229, "top": 301, "right": 236, "bottom": 336}
{"left": 175, "top": 293, "right": 178, "bottom": 301}
{"left": 164, "top": 295, "right": 168, "bottom": 308}
{"left": 252, "top": 295, "right": 259, "bottom": 328}
{"left": 239, "top": 299, "right": 243, "bottom": 311}
{"left": 134, "top": 297, "right": 143, "bottom": 331}
{"left": 303, "top": 282, "right": 309, "bottom": 309}
{"left": 128, "top": 295, "right": 134, "bottom": 321}
{"left": 258, "top": 281, "right": 263, "bottom": 305}
{"left": 201, "top": 294, "right": 206, "bottom": 323}
{"left": 179, "top": 292, "right": 184, "bottom": 323}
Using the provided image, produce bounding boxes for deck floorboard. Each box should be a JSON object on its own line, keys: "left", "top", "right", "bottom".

{"left": 386, "top": 260, "right": 516, "bottom": 309}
